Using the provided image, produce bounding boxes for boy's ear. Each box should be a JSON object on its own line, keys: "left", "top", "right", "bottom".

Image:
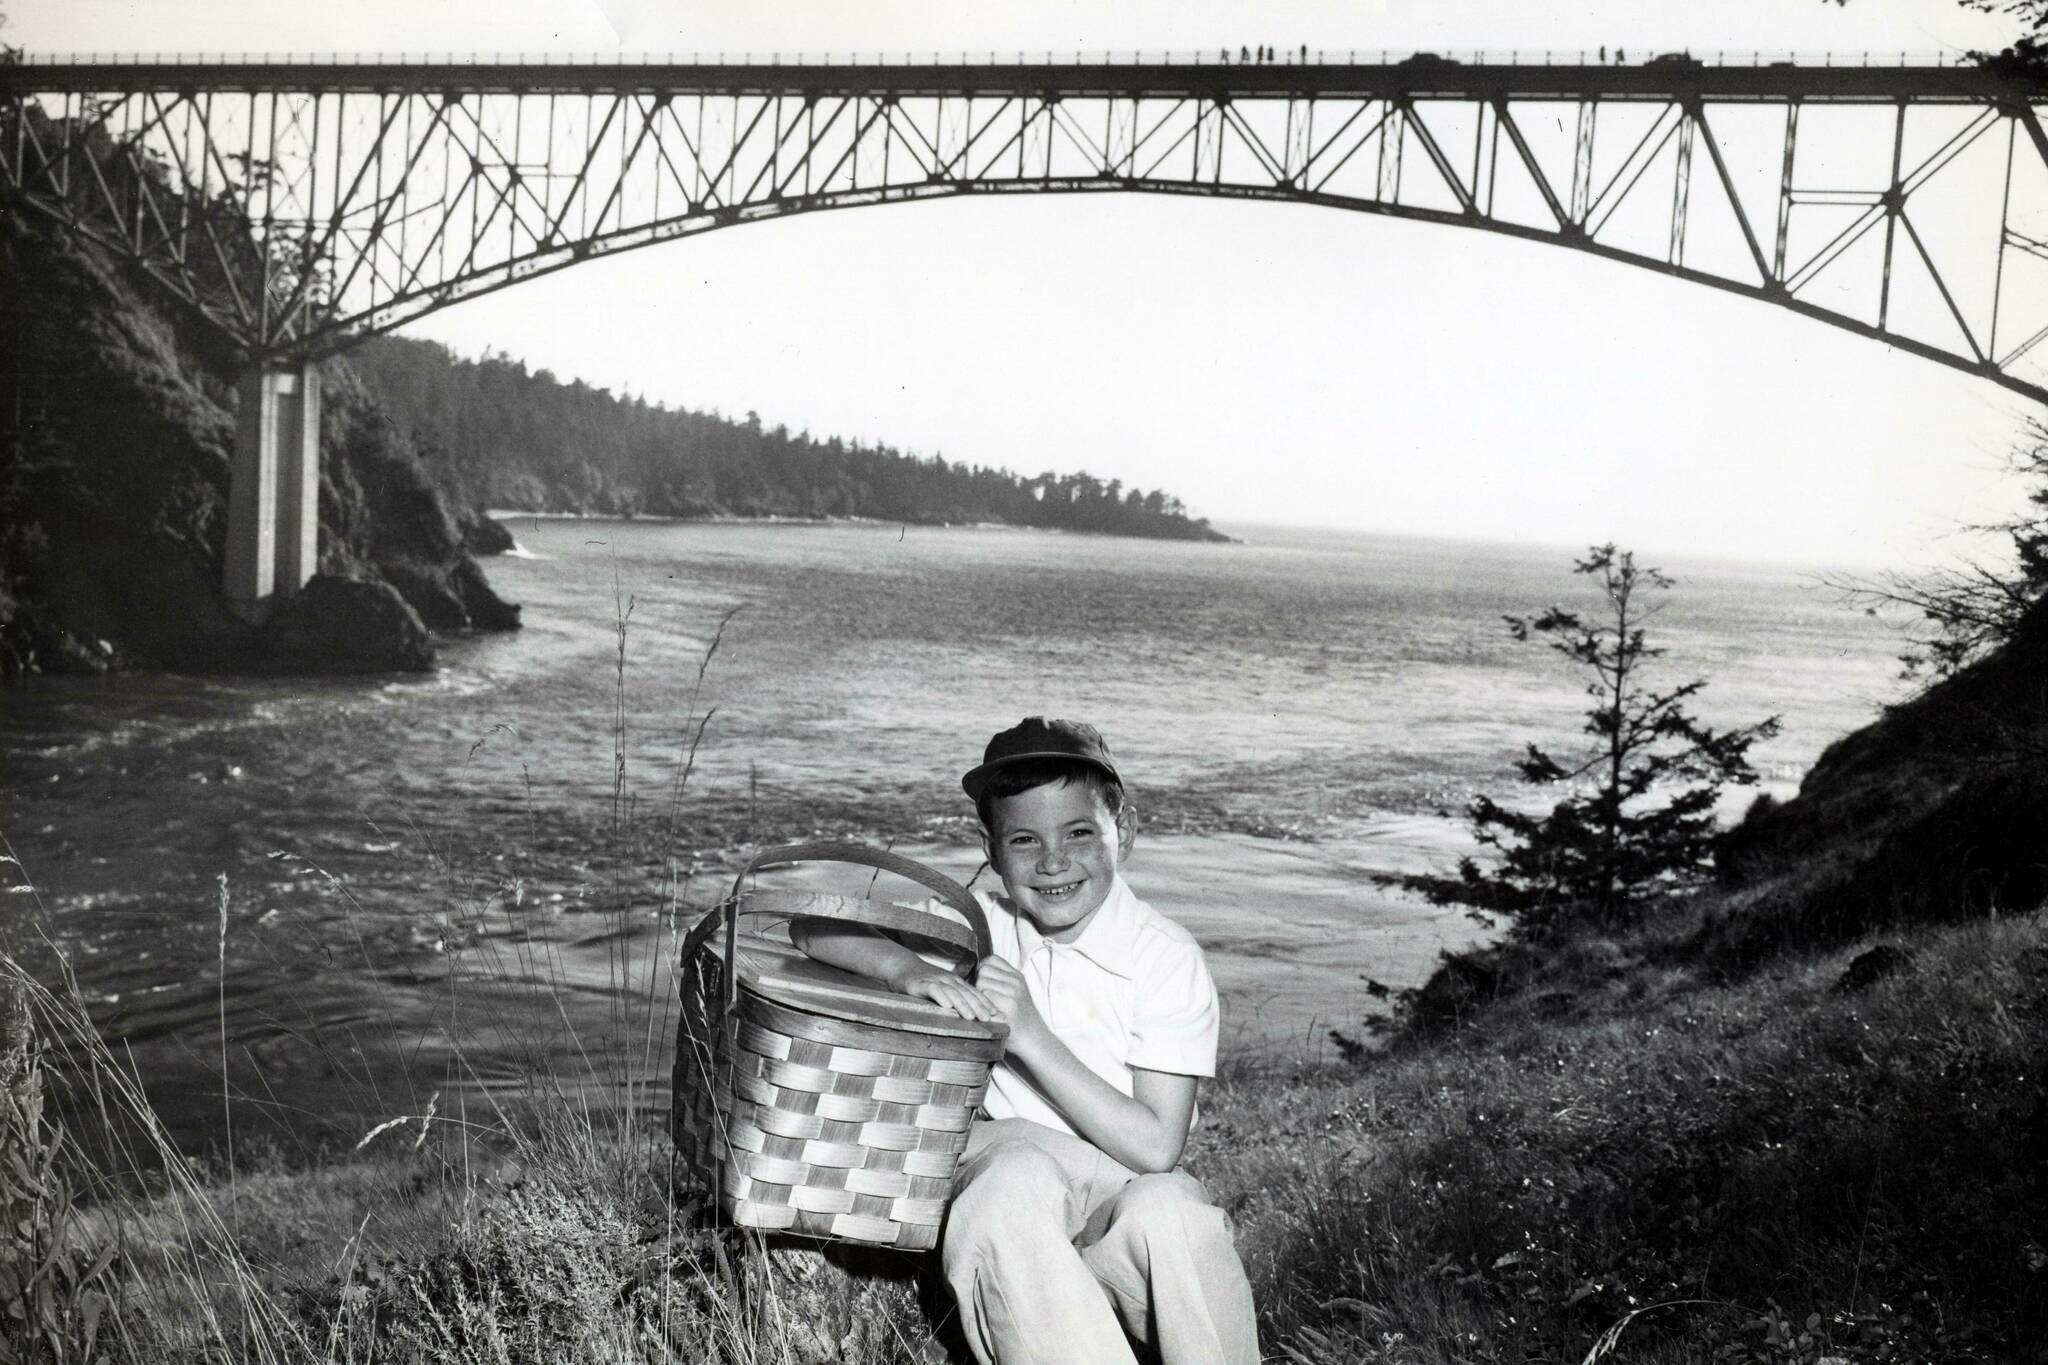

{"left": 1114, "top": 803, "right": 1137, "bottom": 861}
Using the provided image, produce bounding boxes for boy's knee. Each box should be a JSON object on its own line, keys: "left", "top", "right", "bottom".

{"left": 1118, "top": 1171, "right": 1209, "bottom": 1219}
{"left": 1103, "top": 1172, "right": 1231, "bottom": 1253}
{"left": 943, "top": 1140, "right": 1075, "bottom": 1265}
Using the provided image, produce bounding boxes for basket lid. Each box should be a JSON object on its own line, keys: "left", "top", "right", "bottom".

{"left": 719, "top": 937, "right": 1009, "bottom": 1042}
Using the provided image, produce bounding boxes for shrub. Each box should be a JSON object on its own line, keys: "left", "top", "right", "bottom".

{"left": 1393, "top": 545, "right": 1779, "bottom": 935}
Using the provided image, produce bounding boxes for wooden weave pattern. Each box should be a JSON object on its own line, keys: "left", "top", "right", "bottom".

{"left": 673, "top": 906, "right": 1006, "bottom": 1250}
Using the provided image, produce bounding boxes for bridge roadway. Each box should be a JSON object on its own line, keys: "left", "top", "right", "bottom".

{"left": 0, "top": 55, "right": 2024, "bottom": 102}
{"left": 4, "top": 53, "right": 2045, "bottom": 609}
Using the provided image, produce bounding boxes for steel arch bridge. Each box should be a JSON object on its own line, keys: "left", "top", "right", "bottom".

{"left": 6, "top": 53, "right": 2048, "bottom": 393}
{"left": 4, "top": 51, "right": 2047, "bottom": 603}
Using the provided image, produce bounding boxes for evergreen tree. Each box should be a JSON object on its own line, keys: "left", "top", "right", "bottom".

{"left": 1402, "top": 545, "right": 1780, "bottom": 933}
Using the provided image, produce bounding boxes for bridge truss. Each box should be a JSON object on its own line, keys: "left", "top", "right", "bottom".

{"left": 4, "top": 56, "right": 2048, "bottom": 401}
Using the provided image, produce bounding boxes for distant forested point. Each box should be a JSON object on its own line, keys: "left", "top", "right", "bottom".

{"left": 351, "top": 336, "right": 1231, "bottom": 543}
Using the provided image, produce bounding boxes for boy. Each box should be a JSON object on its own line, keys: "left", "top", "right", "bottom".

{"left": 792, "top": 718, "right": 1259, "bottom": 1365}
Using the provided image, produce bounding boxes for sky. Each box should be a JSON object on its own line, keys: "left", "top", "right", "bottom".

{"left": 11, "top": 0, "right": 2041, "bottom": 568}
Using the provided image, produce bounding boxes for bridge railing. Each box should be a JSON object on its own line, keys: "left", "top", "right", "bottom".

{"left": 6, "top": 47, "right": 1982, "bottom": 70}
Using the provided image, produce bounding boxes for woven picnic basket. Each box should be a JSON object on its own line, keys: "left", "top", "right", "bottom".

{"left": 672, "top": 841, "right": 1007, "bottom": 1251}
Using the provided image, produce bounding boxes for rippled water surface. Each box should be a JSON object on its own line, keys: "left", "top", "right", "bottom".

{"left": 1, "top": 520, "right": 1904, "bottom": 1149}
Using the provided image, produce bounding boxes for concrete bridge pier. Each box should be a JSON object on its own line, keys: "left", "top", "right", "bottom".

{"left": 224, "top": 364, "right": 321, "bottom": 618}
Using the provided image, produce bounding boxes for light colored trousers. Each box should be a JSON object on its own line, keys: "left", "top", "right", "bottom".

{"left": 940, "top": 1118, "right": 1260, "bottom": 1365}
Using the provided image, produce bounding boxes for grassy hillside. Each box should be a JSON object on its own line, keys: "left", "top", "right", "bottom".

{"left": 8, "top": 905, "right": 2040, "bottom": 1364}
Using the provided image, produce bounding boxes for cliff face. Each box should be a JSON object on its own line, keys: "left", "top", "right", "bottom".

{"left": 1716, "top": 593, "right": 2048, "bottom": 954}
{"left": 316, "top": 367, "right": 522, "bottom": 634}
{"left": 0, "top": 212, "right": 518, "bottom": 677}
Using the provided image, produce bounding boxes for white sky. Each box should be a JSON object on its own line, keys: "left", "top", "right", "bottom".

{"left": 12, "top": 0, "right": 2040, "bottom": 567}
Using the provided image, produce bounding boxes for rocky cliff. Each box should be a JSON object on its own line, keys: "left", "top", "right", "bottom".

{"left": 0, "top": 211, "right": 518, "bottom": 677}
{"left": 1715, "top": 591, "right": 2048, "bottom": 957}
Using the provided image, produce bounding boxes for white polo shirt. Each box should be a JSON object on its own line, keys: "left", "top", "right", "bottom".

{"left": 946, "top": 876, "right": 1220, "bottom": 1137}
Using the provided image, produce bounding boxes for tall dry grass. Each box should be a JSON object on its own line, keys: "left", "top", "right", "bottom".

{"left": 0, "top": 595, "right": 959, "bottom": 1364}
{"left": 2, "top": 868, "right": 304, "bottom": 1364}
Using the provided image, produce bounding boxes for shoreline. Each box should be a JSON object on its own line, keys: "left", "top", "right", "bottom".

{"left": 482, "top": 508, "right": 1242, "bottom": 544}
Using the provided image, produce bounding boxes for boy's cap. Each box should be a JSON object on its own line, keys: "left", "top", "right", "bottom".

{"left": 961, "top": 717, "right": 1121, "bottom": 802}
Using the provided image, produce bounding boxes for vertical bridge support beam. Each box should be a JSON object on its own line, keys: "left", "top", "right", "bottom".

{"left": 224, "top": 364, "right": 321, "bottom": 616}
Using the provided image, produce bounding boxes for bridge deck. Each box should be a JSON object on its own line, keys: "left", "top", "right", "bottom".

{"left": 0, "top": 59, "right": 2028, "bottom": 103}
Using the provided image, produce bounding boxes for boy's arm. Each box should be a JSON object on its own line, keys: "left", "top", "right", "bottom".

{"left": 974, "top": 956, "right": 1197, "bottom": 1173}
{"left": 788, "top": 919, "right": 1002, "bottom": 1024}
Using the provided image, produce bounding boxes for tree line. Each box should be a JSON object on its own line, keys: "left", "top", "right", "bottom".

{"left": 348, "top": 337, "right": 1229, "bottom": 542}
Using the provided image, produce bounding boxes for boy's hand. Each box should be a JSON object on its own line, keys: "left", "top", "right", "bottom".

{"left": 972, "top": 957, "right": 1048, "bottom": 1054}
{"left": 897, "top": 967, "right": 1002, "bottom": 1023}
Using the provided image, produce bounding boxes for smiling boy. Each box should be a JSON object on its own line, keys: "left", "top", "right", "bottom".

{"left": 792, "top": 718, "right": 1259, "bottom": 1365}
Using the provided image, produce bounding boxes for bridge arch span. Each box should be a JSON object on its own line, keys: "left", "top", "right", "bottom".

{"left": 6, "top": 59, "right": 2045, "bottom": 403}
{"left": 375, "top": 171, "right": 2035, "bottom": 409}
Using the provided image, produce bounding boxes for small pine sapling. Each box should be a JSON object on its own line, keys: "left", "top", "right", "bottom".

{"left": 1404, "top": 544, "right": 1780, "bottom": 933}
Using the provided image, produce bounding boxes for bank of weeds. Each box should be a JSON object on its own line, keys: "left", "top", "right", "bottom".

{"left": 8, "top": 881, "right": 2045, "bottom": 1364}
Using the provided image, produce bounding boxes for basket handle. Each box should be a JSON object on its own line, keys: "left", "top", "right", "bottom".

{"left": 720, "top": 841, "right": 994, "bottom": 1009}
